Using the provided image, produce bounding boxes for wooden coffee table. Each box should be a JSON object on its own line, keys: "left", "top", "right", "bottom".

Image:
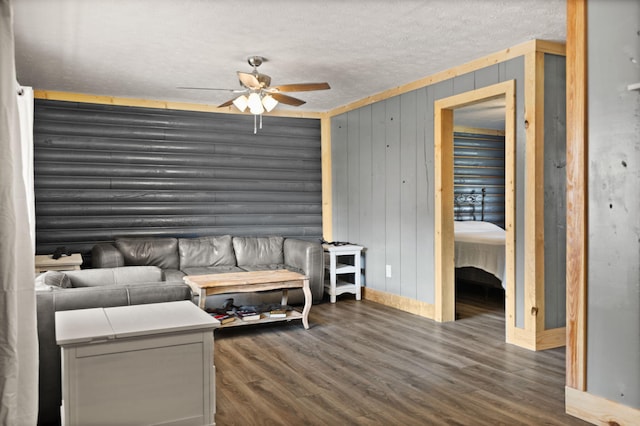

{"left": 183, "top": 269, "right": 312, "bottom": 329}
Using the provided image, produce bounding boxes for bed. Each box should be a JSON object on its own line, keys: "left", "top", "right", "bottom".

{"left": 454, "top": 189, "right": 506, "bottom": 289}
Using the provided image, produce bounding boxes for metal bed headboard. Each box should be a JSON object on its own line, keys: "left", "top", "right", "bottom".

{"left": 454, "top": 187, "right": 486, "bottom": 221}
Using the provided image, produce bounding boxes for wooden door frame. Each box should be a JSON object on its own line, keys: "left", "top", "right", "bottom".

{"left": 565, "top": 0, "right": 587, "bottom": 393}
{"left": 434, "top": 81, "right": 516, "bottom": 341}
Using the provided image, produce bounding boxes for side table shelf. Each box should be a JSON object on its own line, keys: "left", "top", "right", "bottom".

{"left": 323, "top": 244, "right": 364, "bottom": 303}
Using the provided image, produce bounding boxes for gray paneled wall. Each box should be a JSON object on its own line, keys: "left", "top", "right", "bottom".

{"left": 34, "top": 100, "right": 322, "bottom": 261}
{"left": 543, "top": 54, "right": 567, "bottom": 330}
{"left": 587, "top": 0, "right": 639, "bottom": 407}
{"left": 332, "top": 55, "right": 568, "bottom": 332}
{"left": 453, "top": 132, "right": 506, "bottom": 228}
{"left": 331, "top": 58, "right": 529, "bottom": 316}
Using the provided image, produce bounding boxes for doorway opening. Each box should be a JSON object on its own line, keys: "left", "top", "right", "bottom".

{"left": 453, "top": 99, "right": 506, "bottom": 318}
{"left": 433, "top": 80, "right": 517, "bottom": 342}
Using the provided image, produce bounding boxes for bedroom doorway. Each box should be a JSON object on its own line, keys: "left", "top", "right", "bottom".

{"left": 433, "top": 80, "right": 516, "bottom": 341}
{"left": 453, "top": 99, "right": 506, "bottom": 311}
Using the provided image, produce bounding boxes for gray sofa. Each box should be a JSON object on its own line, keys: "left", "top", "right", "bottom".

{"left": 92, "top": 235, "right": 325, "bottom": 307}
{"left": 36, "top": 266, "right": 192, "bottom": 426}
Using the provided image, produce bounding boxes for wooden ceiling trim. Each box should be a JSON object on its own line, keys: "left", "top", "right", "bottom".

{"left": 327, "top": 39, "right": 565, "bottom": 118}
{"left": 32, "top": 90, "right": 325, "bottom": 119}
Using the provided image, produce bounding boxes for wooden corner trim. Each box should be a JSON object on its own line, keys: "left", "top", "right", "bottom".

{"left": 453, "top": 126, "right": 505, "bottom": 137}
{"left": 536, "top": 327, "right": 566, "bottom": 350}
{"left": 565, "top": 0, "right": 588, "bottom": 392}
{"left": 507, "top": 326, "right": 537, "bottom": 350}
{"left": 321, "top": 117, "right": 333, "bottom": 241}
{"left": 565, "top": 387, "right": 640, "bottom": 425}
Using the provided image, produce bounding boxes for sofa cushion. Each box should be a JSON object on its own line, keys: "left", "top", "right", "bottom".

{"left": 239, "top": 265, "right": 305, "bottom": 282}
{"left": 232, "top": 236, "right": 284, "bottom": 266}
{"left": 115, "top": 238, "right": 179, "bottom": 269}
{"left": 239, "top": 264, "right": 294, "bottom": 273}
{"left": 178, "top": 235, "right": 236, "bottom": 269}
{"left": 181, "top": 266, "right": 244, "bottom": 276}
{"left": 63, "top": 266, "right": 164, "bottom": 288}
{"left": 163, "top": 269, "right": 186, "bottom": 282}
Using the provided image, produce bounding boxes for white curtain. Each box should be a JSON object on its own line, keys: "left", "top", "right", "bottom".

{"left": 0, "top": 0, "right": 39, "bottom": 424}
{"left": 17, "top": 86, "right": 35, "bottom": 249}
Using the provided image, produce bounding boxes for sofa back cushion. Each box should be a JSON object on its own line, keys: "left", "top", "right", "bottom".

{"left": 115, "top": 238, "right": 179, "bottom": 269}
{"left": 63, "top": 266, "right": 164, "bottom": 288}
{"left": 232, "top": 236, "right": 284, "bottom": 266}
{"left": 178, "top": 235, "right": 236, "bottom": 269}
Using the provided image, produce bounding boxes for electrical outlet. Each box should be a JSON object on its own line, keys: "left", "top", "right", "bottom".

{"left": 385, "top": 265, "right": 392, "bottom": 278}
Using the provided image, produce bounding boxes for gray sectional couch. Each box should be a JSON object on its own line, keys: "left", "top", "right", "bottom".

{"left": 35, "top": 235, "right": 323, "bottom": 425}
{"left": 92, "top": 235, "right": 325, "bottom": 306}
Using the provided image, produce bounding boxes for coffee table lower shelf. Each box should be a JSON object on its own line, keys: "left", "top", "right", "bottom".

{"left": 219, "top": 310, "right": 303, "bottom": 328}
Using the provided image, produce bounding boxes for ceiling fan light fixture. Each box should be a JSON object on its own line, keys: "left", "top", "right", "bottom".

{"left": 247, "top": 92, "right": 264, "bottom": 114}
{"left": 262, "top": 94, "right": 278, "bottom": 112}
{"left": 232, "top": 95, "right": 248, "bottom": 112}
{"left": 183, "top": 55, "right": 329, "bottom": 133}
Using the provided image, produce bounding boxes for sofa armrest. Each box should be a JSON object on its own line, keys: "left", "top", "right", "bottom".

{"left": 283, "top": 239, "right": 324, "bottom": 302}
{"left": 92, "top": 243, "right": 125, "bottom": 268}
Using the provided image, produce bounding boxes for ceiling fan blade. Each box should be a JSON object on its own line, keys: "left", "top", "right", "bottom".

{"left": 271, "top": 93, "right": 306, "bottom": 107}
{"left": 237, "top": 72, "right": 262, "bottom": 89}
{"left": 270, "top": 82, "right": 330, "bottom": 92}
{"left": 217, "top": 98, "right": 236, "bottom": 108}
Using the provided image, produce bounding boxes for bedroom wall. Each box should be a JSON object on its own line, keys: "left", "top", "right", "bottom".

{"left": 453, "top": 131, "right": 506, "bottom": 228}
{"left": 33, "top": 100, "right": 323, "bottom": 262}
{"left": 586, "top": 0, "right": 639, "bottom": 408}
{"left": 330, "top": 58, "right": 526, "bottom": 308}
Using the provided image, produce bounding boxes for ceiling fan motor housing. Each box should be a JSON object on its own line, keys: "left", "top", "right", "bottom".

{"left": 248, "top": 56, "right": 265, "bottom": 68}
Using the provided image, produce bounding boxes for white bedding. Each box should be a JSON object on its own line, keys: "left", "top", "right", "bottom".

{"left": 454, "top": 221, "right": 506, "bottom": 287}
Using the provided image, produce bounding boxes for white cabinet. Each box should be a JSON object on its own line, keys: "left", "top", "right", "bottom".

{"left": 323, "top": 244, "right": 364, "bottom": 303}
{"left": 55, "top": 301, "right": 218, "bottom": 426}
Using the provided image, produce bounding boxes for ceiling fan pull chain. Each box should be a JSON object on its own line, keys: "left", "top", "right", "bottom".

{"left": 259, "top": 114, "right": 263, "bottom": 130}
{"left": 253, "top": 114, "right": 257, "bottom": 134}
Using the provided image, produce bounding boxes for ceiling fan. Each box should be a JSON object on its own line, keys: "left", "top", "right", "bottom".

{"left": 179, "top": 56, "right": 330, "bottom": 132}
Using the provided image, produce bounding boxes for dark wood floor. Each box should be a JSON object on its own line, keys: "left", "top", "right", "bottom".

{"left": 213, "top": 285, "right": 589, "bottom": 426}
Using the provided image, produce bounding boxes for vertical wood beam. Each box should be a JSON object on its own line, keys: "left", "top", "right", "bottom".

{"left": 565, "top": 0, "right": 588, "bottom": 391}
{"left": 523, "top": 50, "right": 547, "bottom": 340}
{"left": 434, "top": 107, "right": 455, "bottom": 322}
{"left": 321, "top": 116, "right": 333, "bottom": 241}
{"left": 503, "top": 81, "right": 517, "bottom": 344}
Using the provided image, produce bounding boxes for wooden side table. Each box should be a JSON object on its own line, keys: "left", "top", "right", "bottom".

{"left": 35, "top": 253, "right": 83, "bottom": 274}
{"left": 323, "top": 244, "right": 364, "bottom": 303}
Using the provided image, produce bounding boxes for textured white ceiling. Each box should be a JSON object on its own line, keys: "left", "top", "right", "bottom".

{"left": 12, "top": 0, "right": 566, "bottom": 114}
{"left": 456, "top": 98, "right": 506, "bottom": 130}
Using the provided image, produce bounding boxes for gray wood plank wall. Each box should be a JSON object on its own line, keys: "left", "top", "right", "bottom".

{"left": 34, "top": 100, "right": 322, "bottom": 262}
{"left": 331, "top": 56, "right": 568, "bottom": 332}
{"left": 453, "top": 131, "right": 506, "bottom": 228}
{"left": 543, "top": 54, "right": 567, "bottom": 330}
